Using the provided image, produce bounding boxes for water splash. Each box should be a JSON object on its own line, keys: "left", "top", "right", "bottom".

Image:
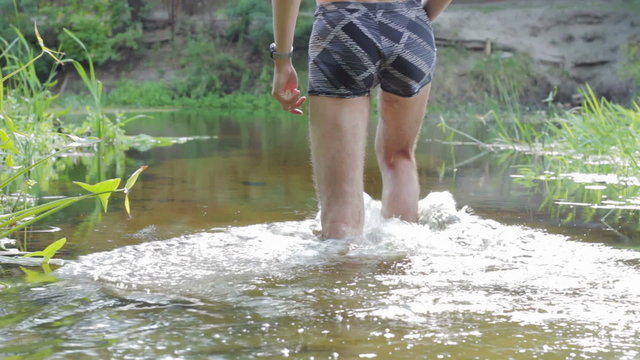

{"left": 53, "top": 192, "right": 640, "bottom": 358}
{"left": 57, "top": 191, "right": 639, "bottom": 318}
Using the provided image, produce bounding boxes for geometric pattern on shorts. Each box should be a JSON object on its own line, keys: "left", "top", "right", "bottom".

{"left": 308, "top": 0, "right": 437, "bottom": 98}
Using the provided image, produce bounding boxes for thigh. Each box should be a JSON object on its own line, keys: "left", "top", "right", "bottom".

{"left": 377, "top": 84, "right": 431, "bottom": 156}
{"left": 309, "top": 95, "right": 370, "bottom": 194}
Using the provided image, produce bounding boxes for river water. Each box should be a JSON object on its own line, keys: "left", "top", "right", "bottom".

{"left": 1, "top": 111, "right": 639, "bottom": 359}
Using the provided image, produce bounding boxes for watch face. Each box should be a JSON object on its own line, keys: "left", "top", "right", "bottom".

{"left": 269, "top": 43, "right": 277, "bottom": 59}
{"left": 269, "top": 43, "right": 291, "bottom": 60}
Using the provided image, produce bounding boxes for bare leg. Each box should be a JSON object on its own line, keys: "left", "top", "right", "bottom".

{"left": 309, "top": 95, "right": 370, "bottom": 239}
{"left": 375, "top": 84, "right": 431, "bottom": 221}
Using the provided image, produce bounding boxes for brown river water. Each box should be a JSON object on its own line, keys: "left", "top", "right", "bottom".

{"left": 1, "top": 111, "right": 639, "bottom": 359}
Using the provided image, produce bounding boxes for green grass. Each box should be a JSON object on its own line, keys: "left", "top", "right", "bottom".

{"left": 436, "top": 81, "right": 640, "bottom": 238}
{"left": 488, "top": 86, "right": 640, "bottom": 234}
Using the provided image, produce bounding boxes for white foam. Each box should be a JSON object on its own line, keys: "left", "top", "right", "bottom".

{"left": 57, "top": 192, "right": 640, "bottom": 330}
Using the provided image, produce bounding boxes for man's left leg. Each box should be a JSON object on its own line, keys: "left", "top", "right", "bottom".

{"left": 309, "top": 95, "right": 370, "bottom": 239}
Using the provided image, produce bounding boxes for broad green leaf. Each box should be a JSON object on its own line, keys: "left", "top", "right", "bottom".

{"left": 73, "top": 178, "right": 121, "bottom": 194}
{"left": 24, "top": 238, "right": 66, "bottom": 264}
{"left": 42, "top": 237, "right": 66, "bottom": 262}
{"left": 124, "top": 165, "right": 148, "bottom": 192}
{"left": 73, "top": 178, "right": 121, "bottom": 212}
{"left": 1, "top": 113, "right": 22, "bottom": 134}
{"left": 0, "top": 129, "right": 19, "bottom": 154}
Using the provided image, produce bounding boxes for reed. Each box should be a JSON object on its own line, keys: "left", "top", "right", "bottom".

{"left": 491, "top": 85, "right": 640, "bottom": 235}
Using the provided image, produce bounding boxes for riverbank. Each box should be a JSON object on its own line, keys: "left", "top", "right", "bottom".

{"left": 55, "top": 0, "right": 639, "bottom": 108}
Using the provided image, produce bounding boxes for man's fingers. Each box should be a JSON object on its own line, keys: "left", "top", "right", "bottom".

{"left": 273, "top": 87, "right": 305, "bottom": 115}
{"left": 294, "top": 96, "right": 306, "bottom": 108}
{"left": 286, "top": 96, "right": 306, "bottom": 114}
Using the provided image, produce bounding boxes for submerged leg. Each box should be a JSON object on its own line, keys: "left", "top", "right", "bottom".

{"left": 309, "top": 95, "right": 370, "bottom": 239}
{"left": 375, "top": 84, "right": 431, "bottom": 221}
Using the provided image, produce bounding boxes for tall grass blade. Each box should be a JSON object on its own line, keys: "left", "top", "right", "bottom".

{"left": 0, "top": 148, "right": 64, "bottom": 190}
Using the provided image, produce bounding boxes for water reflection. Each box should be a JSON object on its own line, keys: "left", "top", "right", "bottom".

{"left": 27, "top": 111, "right": 638, "bottom": 254}
{"left": 2, "top": 193, "right": 639, "bottom": 359}
{"left": 3, "top": 111, "right": 640, "bottom": 359}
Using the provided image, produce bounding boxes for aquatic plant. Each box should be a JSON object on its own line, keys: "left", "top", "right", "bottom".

{"left": 1, "top": 149, "right": 147, "bottom": 253}
{"left": 436, "top": 85, "right": 640, "bottom": 238}
{"left": 22, "top": 237, "right": 66, "bottom": 265}
{"left": 491, "top": 86, "right": 640, "bottom": 236}
{"left": 1, "top": 25, "right": 150, "bottom": 261}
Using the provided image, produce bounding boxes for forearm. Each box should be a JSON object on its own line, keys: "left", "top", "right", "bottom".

{"left": 422, "top": 0, "right": 453, "bottom": 21}
{"left": 272, "top": 0, "right": 302, "bottom": 53}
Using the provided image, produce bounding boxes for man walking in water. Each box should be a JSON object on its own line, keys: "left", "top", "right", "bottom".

{"left": 271, "top": 0, "right": 453, "bottom": 239}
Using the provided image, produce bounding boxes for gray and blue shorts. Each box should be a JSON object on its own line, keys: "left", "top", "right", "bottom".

{"left": 308, "top": 0, "right": 437, "bottom": 98}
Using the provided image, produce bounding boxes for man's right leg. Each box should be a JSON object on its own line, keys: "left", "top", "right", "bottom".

{"left": 309, "top": 95, "right": 370, "bottom": 240}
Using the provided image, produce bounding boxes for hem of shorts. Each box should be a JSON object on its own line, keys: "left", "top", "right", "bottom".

{"left": 307, "top": 91, "right": 371, "bottom": 99}
{"left": 380, "top": 80, "right": 433, "bottom": 98}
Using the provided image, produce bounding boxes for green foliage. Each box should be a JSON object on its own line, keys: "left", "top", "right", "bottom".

{"left": 73, "top": 178, "right": 122, "bottom": 212}
{"left": 222, "top": 0, "right": 273, "bottom": 53}
{"left": 107, "top": 80, "right": 174, "bottom": 107}
{"left": 1, "top": 163, "right": 147, "bottom": 248}
{"left": 0, "top": 0, "right": 142, "bottom": 65}
{"left": 1, "top": 26, "right": 68, "bottom": 194}
{"left": 23, "top": 237, "right": 65, "bottom": 264}
{"left": 222, "top": 0, "right": 314, "bottom": 53}
{"left": 62, "top": 28, "right": 146, "bottom": 146}
{"left": 488, "top": 85, "right": 640, "bottom": 231}
{"left": 174, "top": 36, "right": 249, "bottom": 98}
{"left": 620, "top": 34, "right": 640, "bottom": 95}
{"left": 1, "top": 25, "right": 152, "bottom": 260}
{"left": 469, "top": 52, "right": 533, "bottom": 112}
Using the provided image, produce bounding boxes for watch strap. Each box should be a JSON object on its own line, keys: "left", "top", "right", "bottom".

{"left": 270, "top": 43, "right": 293, "bottom": 60}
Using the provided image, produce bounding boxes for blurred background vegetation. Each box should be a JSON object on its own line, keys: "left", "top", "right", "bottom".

{"left": 1, "top": 0, "right": 638, "bottom": 107}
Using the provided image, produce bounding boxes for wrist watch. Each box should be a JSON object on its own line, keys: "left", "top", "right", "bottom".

{"left": 269, "top": 43, "right": 293, "bottom": 60}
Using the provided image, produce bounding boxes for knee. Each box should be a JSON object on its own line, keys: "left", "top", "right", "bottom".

{"left": 377, "top": 146, "right": 416, "bottom": 169}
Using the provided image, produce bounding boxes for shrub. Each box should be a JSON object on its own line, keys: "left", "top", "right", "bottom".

{"left": 174, "top": 37, "right": 249, "bottom": 98}
{"left": 469, "top": 51, "right": 533, "bottom": 111}
{"left": 108, "top": 80, "right": 174, "bottom": 107}
{"left": 0, "top": 0, "right": 143, "bottom": 65}
{"left": 620, "top": 35, "right": 640, "bottom": 96}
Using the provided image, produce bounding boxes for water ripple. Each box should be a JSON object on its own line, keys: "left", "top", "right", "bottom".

{"left": 46, "top": 191, "right": 640, "bottom": 358}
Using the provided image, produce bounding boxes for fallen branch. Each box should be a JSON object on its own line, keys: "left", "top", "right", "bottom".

{"left": 0, "top": 255, "right": 64, "bottom": 267}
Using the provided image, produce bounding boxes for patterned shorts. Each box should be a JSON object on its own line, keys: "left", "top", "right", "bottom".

{"left": 308, "top": 0, "right": 437, "bottom": 98}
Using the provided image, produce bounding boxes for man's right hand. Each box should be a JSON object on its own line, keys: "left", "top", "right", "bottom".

{"left": 271, "top": 60, "right": 306, "bottom": 115}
